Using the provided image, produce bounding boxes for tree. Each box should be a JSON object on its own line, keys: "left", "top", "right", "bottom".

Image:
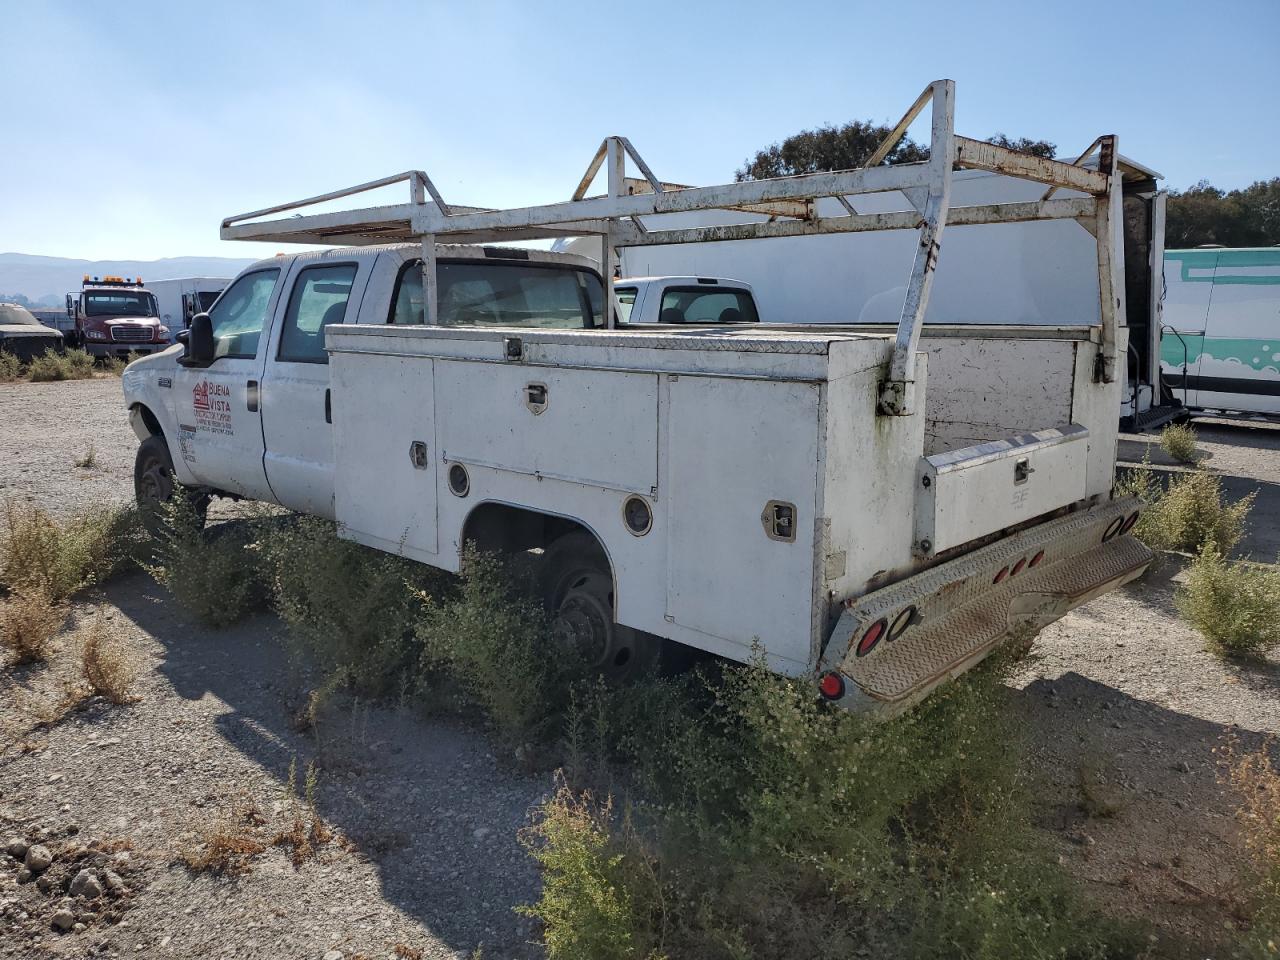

{"left": 735, "top": 123, "right": 1056, "bottom": 180}
{"left": 1166, "top": 177, "right": 1280, "bottom": 248}
{"left": 985, "top": 134, "right": 1056, "bottom": 159}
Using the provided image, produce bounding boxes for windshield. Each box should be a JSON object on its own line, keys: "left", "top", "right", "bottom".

{"left": 84, "top": 291, "right": 158, "bottom": 318}
{"left": 390, "top": 261, "right": 604, "bottom": 328}
{"left": 0, "top": 304, "right": 41, "bottom": 326}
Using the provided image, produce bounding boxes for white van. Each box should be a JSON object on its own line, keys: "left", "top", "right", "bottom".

{"left": 1162, "top": 248, "right": 1280, "bottom": 417}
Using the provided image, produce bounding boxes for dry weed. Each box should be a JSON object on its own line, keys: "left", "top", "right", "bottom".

{"left": 80, "top": 613, "right": 139, "bottom": 704}
{"left": 0, "top": 586, "right": 66, "bottom": 665}
{"left": 178, "top": 797, "right": 268, "bottom": 876}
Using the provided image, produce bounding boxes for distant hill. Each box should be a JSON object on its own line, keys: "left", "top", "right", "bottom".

{"left": 0, "top": 253, "right": 260, "bottom": 305}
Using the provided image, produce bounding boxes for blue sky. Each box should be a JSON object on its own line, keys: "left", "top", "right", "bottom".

{"left": 2, "top": 0, "right": 1276, "bottom": 260}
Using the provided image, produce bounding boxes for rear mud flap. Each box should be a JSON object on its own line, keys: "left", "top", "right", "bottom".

{"left": 820, "top": 498, "right": 1151, "bottom": 716}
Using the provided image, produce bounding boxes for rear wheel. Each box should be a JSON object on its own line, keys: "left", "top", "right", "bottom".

{"left": 540, "top": 531, "right": 661, "bottom": 684}
{"left": 133, "top": 435, "right": 207, "bottom": 536}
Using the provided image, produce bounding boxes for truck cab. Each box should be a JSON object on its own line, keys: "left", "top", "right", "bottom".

{"left": 614, "top": 277, "right": 759, "bottom": 325}
{"left": 122, "top": 244, "right": 603, "bottom": 519}
{"left": 66, "top": 276, "right": 169, "bottom": 357}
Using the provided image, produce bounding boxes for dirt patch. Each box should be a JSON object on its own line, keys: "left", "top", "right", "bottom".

{"left": 2, "top": 379, "right": 1279, "bottom": 957}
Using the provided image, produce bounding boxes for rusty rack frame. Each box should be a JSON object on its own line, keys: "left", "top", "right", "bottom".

{"left": 221, "top": 79, "right": 1124, "bottom": 416}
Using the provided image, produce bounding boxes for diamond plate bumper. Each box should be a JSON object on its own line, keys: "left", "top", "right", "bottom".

{"left": 819, "top": 497, "right": 1151, "bottom": 715}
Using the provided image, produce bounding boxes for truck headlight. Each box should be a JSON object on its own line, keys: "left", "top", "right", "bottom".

{"left": 157, "top": 326, "right": 170, "bottom": 338}
{"left": 86, "top": 329, "right": 106, "bottom": 341}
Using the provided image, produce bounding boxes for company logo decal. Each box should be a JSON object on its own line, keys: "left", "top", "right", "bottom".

{"left": 192, "top": 380, "right": 234, "bottom": 435}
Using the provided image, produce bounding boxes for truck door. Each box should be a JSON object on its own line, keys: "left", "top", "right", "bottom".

{"left": 170, "top": 267, "right": 281, "bottom": 500}
{"left": 259, "top": 259, "right": 368, "bottom": 519}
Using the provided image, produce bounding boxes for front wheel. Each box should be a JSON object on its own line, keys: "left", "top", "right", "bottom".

{"left": 133, "top": 435, "right": 207, "bottom": 536}
{"left": 539, "top": 531, "right": 662, "bottom": 685}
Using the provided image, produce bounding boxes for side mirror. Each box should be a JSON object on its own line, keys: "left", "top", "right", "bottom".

{"left": 183, "top": 313, "right": 214, "bottom": 366}
{"left": 65, "top": 294, "right": 74, "bottom": 318}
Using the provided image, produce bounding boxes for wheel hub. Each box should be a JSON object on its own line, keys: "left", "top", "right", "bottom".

{"left": 552, "top": 574, "right": 616, "bottom": 667}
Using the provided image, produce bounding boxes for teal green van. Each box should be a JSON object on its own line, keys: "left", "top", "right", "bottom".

{"left": 1162, "top": 248, "right": 1280, "bottom": 416}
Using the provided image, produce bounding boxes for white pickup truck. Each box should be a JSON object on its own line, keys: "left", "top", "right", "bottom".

{"left": 613, "top": 276, "right": 759, "bottom": 325}
{"left": 122, "top": 81, "right": 1151, "bottom": 713}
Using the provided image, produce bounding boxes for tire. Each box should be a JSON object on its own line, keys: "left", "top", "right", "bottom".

{"left": 133, "top": 435, "right": 208, "bottom": 536}
{"left": 539, "top": 531, "right": 662, "bottom": 684}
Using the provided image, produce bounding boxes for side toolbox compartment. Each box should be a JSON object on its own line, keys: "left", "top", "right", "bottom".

{"left": 665, "top": 375, "right": 821, "bottom": 658}
{"left": 330, "top": 351, "right": 440, "bottom": 560}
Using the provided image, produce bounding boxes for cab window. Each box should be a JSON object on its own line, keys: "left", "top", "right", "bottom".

{"left": 208, "top": 268, "right": 280, "bottom": 359}
{"left": 278, "top": 264, "right": 357, "bottom": 364}
{"left": 657, "top": 288, "right": 758, "bottom": 324}
{"left": 389, "top": 260, "right": 603, "bottom": 328}
{"left": 615, "top": 287, "right": 637, "bottom": 323}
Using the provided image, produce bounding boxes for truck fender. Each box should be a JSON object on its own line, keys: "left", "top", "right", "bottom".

{"left": 127, "top": 401, "right": 200, "bottom": 488}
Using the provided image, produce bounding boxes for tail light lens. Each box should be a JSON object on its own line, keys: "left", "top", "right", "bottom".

{"left": 993, "top": 566, "right": 1009, "bottom": 584}
{"left": 1029, "top": 550, "right": 1045, "bottom": 568}
{"left": 855, "top": 618, "right": 887, "bottom": 657}
{"left": 819, "top": 672, "right": 845, "bottom": 700}
{"left": 1011, "top": 557, "right": 1027, "bottom": 577}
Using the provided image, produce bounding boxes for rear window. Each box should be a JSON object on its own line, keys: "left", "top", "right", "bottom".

{"left": 390, "top": 261, "right": 603, "bottom": 329}
{"left": 657, "top": 288, "right": 758, "bottom": 324}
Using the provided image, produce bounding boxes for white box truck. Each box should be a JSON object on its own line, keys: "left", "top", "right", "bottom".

{"left": 120, "top": 81, "right": 1151, "bottom": 714}
{"left": 147, "top": 277, "right": 230, "bottom": 343}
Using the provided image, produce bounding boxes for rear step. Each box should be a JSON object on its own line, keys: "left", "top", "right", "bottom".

{"left": 819, "top": 497, "right": 1151, "bottom": 715}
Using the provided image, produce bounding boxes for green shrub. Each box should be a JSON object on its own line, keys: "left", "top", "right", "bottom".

{"left": 1159, "top": 422, "right": 1198, "bottom": 463}
{"left": 0, "top": 500, "right": 147, "bottom": 601}
{"left": 518, "top": 783, "right": 644, "bottom": 960}
{"left": 258, "top": 515, "right": 444, "bottom": 696}
{"left": 25, "top": 347, "right": 96, "bottom": 382}
{"left": 0, "top": 352, "right": 22, "bottom": 382}
{"left": 147, "top": 495, "right": 266, "bottom": 628}
{"left": 1117, "top": 461, "right": 1253, "bottom": 554}
{"left": 522, "top": 654, "right": 1139, "bottom": 960}
{"left": 416, "top": 549, "right": 564, "bottom": 742}
{"left": 1177, "top": 543, "right": 1280, "bottom": 658}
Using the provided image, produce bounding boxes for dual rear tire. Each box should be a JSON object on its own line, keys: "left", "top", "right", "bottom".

{"left": 539, "top": 531, "right": 663, "bottom": 685}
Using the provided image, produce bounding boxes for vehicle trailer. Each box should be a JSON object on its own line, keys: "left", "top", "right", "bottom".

{"left": 122, "top": 80, "right": 1151, "bottom": 714}
{"left": 66, "top": 275, "right": 170, "bottom": 357}
{"left": 558, "top": 151, "right": 1178, "bottom": 431}
{"left": 1161, "top": 247, "right": 1280, "bottom": 418}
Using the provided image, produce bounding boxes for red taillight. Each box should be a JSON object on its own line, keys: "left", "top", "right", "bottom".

{"left": 819, "top": 672, "right": 845, "bottom": 700}
{"left": 1011, "top": 557, "right": 1027, "bottom": 577}
{"left": 1120, "top": 511, "right": 1139, "bottom": 533}
{"left": 993, "top": 566, "right": 1009, "bottom": 584}
{"left": 1029, "top": 550, "right": 1045, "bottom": 568}
{"left": 856, "top": 618, "right": 887, "bottom": 657}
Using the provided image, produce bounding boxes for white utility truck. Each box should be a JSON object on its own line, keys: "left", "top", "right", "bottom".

{"left": 147, "top": 277, "right": 230, "bottom": 343}
{"left": 121, "top": 81, "right": 1151, "bottom": 714}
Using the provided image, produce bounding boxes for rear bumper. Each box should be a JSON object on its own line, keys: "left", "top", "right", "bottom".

{"left": 818, "top": 497, "right": 1150, "bottom": 715}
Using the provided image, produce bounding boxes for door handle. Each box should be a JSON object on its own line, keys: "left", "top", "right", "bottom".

{"left": 246, "top": 380, "right": 259, "bottom": 412}
{"left": 324, "top": 388, "right": 332, "bottom": 424}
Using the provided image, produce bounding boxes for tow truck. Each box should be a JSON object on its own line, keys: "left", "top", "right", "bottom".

{"left": 66, "top": 276, "right": 169, "bottom": 357}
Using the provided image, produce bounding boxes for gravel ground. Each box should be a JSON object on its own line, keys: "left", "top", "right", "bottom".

{"left": 1, "top": 379, "right": 1278, "bottom": 958}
